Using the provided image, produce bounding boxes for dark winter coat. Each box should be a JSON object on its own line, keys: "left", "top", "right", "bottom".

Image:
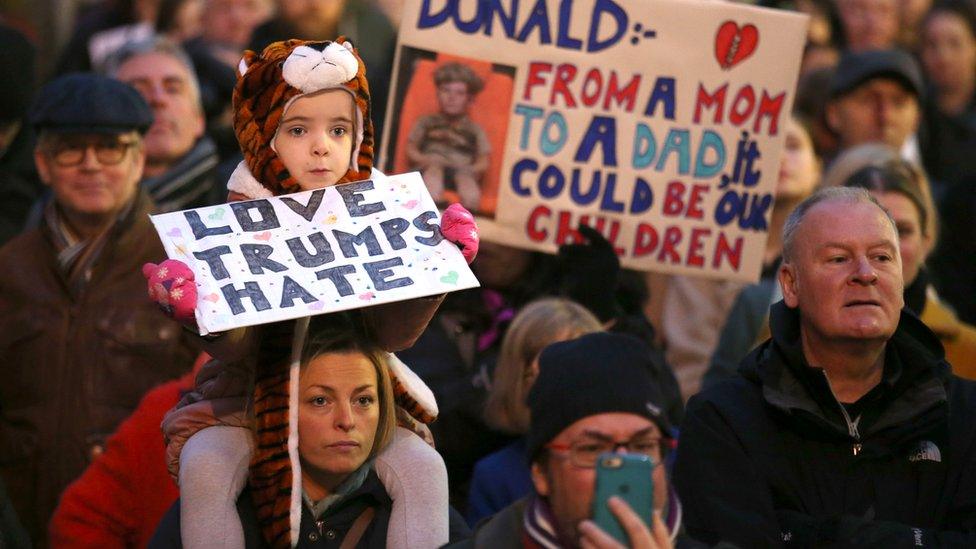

{"left": 152, "top": 471, "right": 393, "bottom": 549}
{"left": 0, "top": 192, "right": 198, "bottom": 545}
{"left": 151, "top": 470, "right": 471, "bottom": 548}
{"left": 674, "top": 301, "right": 976, "bottom": 547}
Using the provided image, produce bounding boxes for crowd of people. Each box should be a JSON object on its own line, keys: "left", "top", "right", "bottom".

{"left": 2, "top": 0, "right": 976, "bottom": 547}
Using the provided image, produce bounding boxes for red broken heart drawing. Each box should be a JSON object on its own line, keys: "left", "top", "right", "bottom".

{"left": 715, "top": 21, "right": 759, "bottom": 70}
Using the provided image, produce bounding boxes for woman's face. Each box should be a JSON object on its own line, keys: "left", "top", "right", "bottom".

{"left": 776, "top": 118, "right": 820, "bottom": 201}
{"left": 298, "top": 351, "right": 380, "bottom": 497}
{"left": 872, "top": 191, "right": 930, "bottom": 286}
{"left": 922, "top": 11, "right": 976, "bottom": 92}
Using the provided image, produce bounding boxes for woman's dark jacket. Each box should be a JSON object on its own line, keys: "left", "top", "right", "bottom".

{"left": 151, "top": 470, "right": 470, "bottom": 548}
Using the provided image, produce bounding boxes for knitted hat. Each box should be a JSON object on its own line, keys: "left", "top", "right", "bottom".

{"left": 526, "top": 332, "right": 672, "bottom": 460}
{"left": 228, "top": 38, "right": 375, "bottom": 199}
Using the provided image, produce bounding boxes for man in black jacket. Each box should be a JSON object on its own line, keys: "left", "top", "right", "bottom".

{"left": 673, "top": 186, "right": 976, "bottom": 547}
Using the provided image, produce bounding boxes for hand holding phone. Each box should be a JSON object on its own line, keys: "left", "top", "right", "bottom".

{"left": 592, "top": 453, "right": 654, "bottom": 542}
{"left": 579, "top": 499, "right": 672, "bottom": 549}
{"left": 585, "top": 453, "right": 671, "bottom": 548}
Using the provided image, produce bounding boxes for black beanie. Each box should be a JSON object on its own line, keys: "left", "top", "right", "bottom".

{"left": 525, "top": 332, "right": 672, "bottom": 461}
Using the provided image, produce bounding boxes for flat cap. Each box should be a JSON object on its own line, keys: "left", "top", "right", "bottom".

{"left": 829, "top": 49, "right": 924, "bottom": 100}
{"left": 526, "top": 332, "right": 672, "bottom": 461}
{"left": 29, "top": 73, "right": 153, "bottom": 134}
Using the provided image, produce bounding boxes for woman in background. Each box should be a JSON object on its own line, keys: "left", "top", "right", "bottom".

{"left": 467, "top": 298, "right": 602, "bottom": 526}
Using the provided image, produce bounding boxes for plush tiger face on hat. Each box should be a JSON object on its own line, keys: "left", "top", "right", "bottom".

{"left": 230, "top": 38, "right": 374, "bottom": 198}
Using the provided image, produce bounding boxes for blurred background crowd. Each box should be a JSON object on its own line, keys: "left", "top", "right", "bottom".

{"left": 2, "top": 0, "right": 976, "bottom": 547}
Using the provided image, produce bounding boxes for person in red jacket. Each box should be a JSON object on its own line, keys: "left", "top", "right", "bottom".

{"left": 48, "top": 354, "right": 207, "bottom": 548}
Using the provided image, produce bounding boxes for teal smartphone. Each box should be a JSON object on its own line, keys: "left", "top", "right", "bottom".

{"left": 591, "top": 453, "right": 655, "bottom": 544}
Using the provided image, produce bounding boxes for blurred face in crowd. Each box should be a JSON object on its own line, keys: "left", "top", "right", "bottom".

{"left": 34, "top": 131, "right": 145, "bottom": 231}
{"left": 780, "top": 198, "right": 904, "bottom": 349}
{"left": 796, "top": 0, "right": 834, "bottom": 46}
{"left": 279, "top": 0, "right": 347, "bottom": 40}
{"left": 273, "top": 89, "right": 355, "bottom": 191}
{"left": 826, "top": 78, "right": 920, "bottom": 150}
{"left": 921, "top": 11, "right": 976, "bottom": 95}
{"left": 838, "top": 0, "right": 900, "bottom": 51}
{"left": 298, "top": 351, "right": 380, "bottom": 499}
{"left": 133, "top": 0, "right": 162, "bottom": 22}
{"left": 203, "top": 0, "right": 272, "bottom": 48}
{"left": 473, "top": 242, "right": 534, "bottom": 290}
{"left": 776, "top": 117, "right": 821, "bottom": 202}
{"left": 871, "top": 190, "right": 931, "bottom": 286}
{"left": 532, "top": 413, "right": 667, "bottom": 547}
{"left": 902, "top": 0, "right": 934, "bottom": 33}
{"left": 115, "top": 52, "right": 205, "bottom": 177}
{"left": 167, "top": 0, "right": 205, "bottom": 42}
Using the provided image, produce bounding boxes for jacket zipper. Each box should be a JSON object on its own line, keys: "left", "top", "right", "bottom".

{"left": 823, "top": 371, "right": 863, "bottom": 456}
{"left": 838, "top": 402, "right": 863, "bottom": 455}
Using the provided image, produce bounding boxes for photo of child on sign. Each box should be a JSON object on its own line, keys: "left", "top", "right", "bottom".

{"left": 407, "top": 62, "right": 490, "bottom": 211}
{"left": 384, "top": 48, "right": 515, "bottom": 217}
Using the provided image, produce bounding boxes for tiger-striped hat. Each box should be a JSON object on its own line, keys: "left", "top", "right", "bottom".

{"left": 228, "top": 38, "right": 375, "bottom": 199}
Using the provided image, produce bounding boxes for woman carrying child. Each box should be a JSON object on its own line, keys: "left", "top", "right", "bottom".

{"left": 145, "top": 38, "right": 478, "bottom": 548}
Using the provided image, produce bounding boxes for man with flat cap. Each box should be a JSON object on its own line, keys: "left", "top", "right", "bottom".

{"left": 825, "top": 48, "right": 925, "bottom": 163}
{"left": 0, "top": 73, "right": 197, "bottom": 546}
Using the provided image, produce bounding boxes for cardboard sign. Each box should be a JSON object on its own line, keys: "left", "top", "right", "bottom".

{"left": 380, "top": 0, "right": 808, "bottom": 282}
{"left": 150, "top": 172, "right": 479, "bottom": 334}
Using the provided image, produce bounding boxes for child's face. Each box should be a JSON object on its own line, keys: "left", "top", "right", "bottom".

{"left": 436, "top": 81, "right": 472, "bottom": 117}
{"left": 273, "top": 89, "right": 355, "bottom": 191}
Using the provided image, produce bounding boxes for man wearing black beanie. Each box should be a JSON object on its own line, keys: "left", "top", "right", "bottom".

{"left": 449, "top": 332, "right": 685, "bottom": 549}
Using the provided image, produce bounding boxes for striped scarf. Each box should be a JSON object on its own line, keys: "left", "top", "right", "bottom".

{"left": 141, "top": 136, "right": 218, "bottom": 213}
{"left": 42, "top": 195, "right": 138, "bottom": 297}
{"left": 523, "top": 488, "right": 683, "bottom": 548}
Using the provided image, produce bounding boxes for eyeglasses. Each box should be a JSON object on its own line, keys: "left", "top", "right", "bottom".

{"left": 546, "top": 435, "right": 665, "bottom": 469}
{"left": 46, "top": 138, "right": 138, "bottom": 167}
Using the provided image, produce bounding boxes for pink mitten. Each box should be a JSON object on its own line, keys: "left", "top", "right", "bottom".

{"left": 143, "top": 259, "right": 198, "bottom": 325}
{"left": 440, "top": 203, "right": 479, "bottom": 264}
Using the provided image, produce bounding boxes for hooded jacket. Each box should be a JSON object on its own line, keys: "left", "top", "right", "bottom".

{"left": 673, "top": 301, "right": 976, "bottom": 548}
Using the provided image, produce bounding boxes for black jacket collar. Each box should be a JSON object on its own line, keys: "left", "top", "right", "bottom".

{"left": 738, "top": 301, "right": 950, "bottom": 446}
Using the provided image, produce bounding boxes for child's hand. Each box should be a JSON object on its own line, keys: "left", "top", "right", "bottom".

{"left": 440, "top": 203, "right": 479, "bottom": 264}
{"left": 143, "top": 259, "right": 198, "bottom": 326}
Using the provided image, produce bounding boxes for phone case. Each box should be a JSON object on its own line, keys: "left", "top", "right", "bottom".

{"left": 591, "top": 453, "right": 655, "bottom": 544}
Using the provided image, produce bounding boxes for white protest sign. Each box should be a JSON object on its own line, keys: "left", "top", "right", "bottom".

{"left": 380, "top": 0, "right": 807, "bottom": 282}
{"left": 150, "top": 172, "right": 479, "bottom": 334}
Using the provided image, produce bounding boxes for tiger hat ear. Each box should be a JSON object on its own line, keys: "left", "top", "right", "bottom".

{"left": 238, "top": 49, "right": 260, "bottom": 77}
{"left": 336, "top": 35, "right": 355, "bottom": 53}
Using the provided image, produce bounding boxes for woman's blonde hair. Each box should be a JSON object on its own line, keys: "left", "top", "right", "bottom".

{"left": 483, "top": 298, "right": 602, "bottom": 434}
{"left": 300, "top": 320, "right": 397, "bottom": 460}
